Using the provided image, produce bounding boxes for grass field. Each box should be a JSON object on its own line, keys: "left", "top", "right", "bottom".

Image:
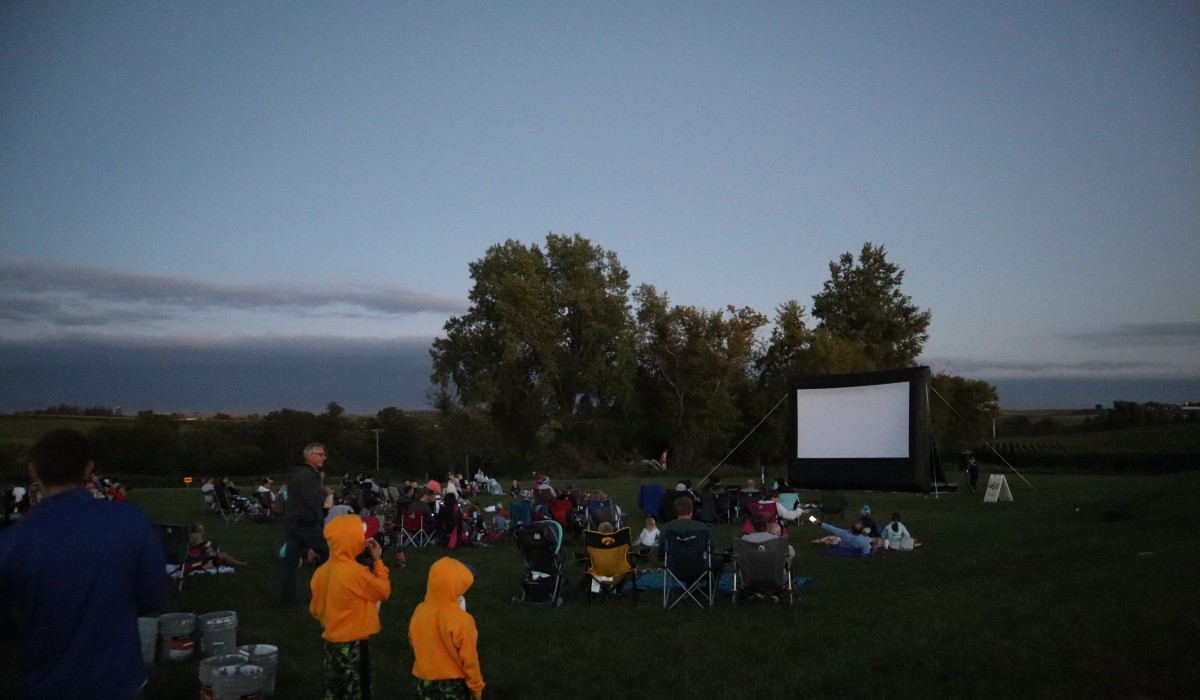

{"left": 4, "top": 472, "right": 1199, "bottom": 699}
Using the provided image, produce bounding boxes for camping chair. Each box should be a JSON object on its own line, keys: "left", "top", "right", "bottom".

{"left": 575, "top": 527, "right": 642, "bottom": 604}
{"left": 661, "top": 528, "right": 719, "bottom": 609}
{"left": 741, "top": 500, "right": 785, "bottom": 536}
{"left": 585, "top": 498, "right": 621, "bottom": 530}
{"left": 736, "top": 489, "right": 761, "bottom": 520}
{"left": 732, "top": 537, "right": 794, "bottom": 605}
{"left": 212, "top": 488, "right": 246, "bottom": 524}
{"left": 397, "top": 509, "right": 433, "bottom": 548}
{"left": 819, "top": 491, "right": 846, "bottom": 523}
{"left": 508, "top": 500, "right": 534, "bottom": 530}
{"left": 155, "top": 523, "right": 193, "bottom": 593}
{"left": 637, "top": 483, "right": 665, "bottom": 520}
{"left": 713, "top": 488, "right": 733, "bottom": 524}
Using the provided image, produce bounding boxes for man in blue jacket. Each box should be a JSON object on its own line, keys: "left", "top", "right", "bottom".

{"left": 0, "top": 429, "right": 167, "bottom": 699}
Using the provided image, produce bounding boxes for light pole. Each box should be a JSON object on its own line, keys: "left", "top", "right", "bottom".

{"left": 370, "top": 428, "right": 383, "bottom": 473}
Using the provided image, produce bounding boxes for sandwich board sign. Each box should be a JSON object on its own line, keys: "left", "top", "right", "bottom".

{"left": 984, "top": 474, "right": 1013, "bottom": 503}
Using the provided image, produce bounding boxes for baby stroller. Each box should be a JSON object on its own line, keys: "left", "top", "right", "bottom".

{"left": 512, "top": 520, "right": 567, "bottom": 607}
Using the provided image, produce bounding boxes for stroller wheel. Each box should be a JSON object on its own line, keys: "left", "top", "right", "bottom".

{"left": 554, "top": 597, "right": 564, "bottom": 608}
{"left": 511, "top": 595, "right": 520, "bottom": 604}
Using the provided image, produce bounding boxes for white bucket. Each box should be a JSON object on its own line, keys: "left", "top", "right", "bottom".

{"left": 236, "top": 644, "right": 279, "bottom": 697}
{"left": 157, "top": 612, "right": 197, "bottom": 662}
{"left": 199, "top": 653, "right": 250, "bottom": 700}
{"left": 212, "top": 664, "right": 264, "bottom": 700}
{"left": 198, "top": 610, "right": 238, "bottom": 656}
{"left": 137, "top": 616, "right": 158, "bottom": 666}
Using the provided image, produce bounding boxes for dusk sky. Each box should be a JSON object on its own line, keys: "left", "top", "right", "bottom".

{"left": 2, "top": 1, "right": 1197, "bottom": 415}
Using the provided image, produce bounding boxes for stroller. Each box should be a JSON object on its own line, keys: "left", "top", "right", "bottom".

{"left": 512, "top": 520, "right": 567, "bottom": 606}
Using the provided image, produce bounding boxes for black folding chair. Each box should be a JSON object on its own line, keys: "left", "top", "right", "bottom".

{"left": 662, "top": 528, "right": 718, "bottom": 609}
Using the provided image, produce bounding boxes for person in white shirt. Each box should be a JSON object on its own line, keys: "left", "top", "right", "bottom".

{"left": 635, "top": 517, "right": 661, "bottom": 548}
{"left": 881, "top": 512, "right": 916, "bottom": 550}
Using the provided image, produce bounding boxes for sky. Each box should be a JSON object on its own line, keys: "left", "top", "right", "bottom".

{"left": 1, "top": 1, "right": 1198, "bottom": 415}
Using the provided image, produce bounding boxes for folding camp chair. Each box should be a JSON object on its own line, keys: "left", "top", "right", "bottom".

{"left": 212, "top": 488, "right": 246, "bottom": 524}
{"left": 661, "top": 528, "right": 719, "bottom": 609}
{"left": 819, "top": 491, "right": 846, "bottom": 523}
{"left": 155, "top": 523, "right": 192, "bottom": 593}
{"left": 736, "top": 489, "right": 761, "bottom": 521}
{"left": 397, "top": 509, "right": 433, "bottom": 548}
{"left": 508, "top": 501, "right": 533, "bottom": 529}
{"left": 575, "top": 528, "right": 642, "bottom": 604}
{"left": 585, "top": 498, "right": 621, "bottom": 530}
{"left": 637, "top": 483, "right": 665, "bottom": 520}
{"left": 732, "top": 537, "right": 794, "bottom": 605}
{"left": 740, "top": 499, "right": 788, "bottom": 536}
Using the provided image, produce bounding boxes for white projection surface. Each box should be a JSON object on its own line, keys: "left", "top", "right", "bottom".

{"left": 795, "top": 381, "right": 910, "bottom": 459}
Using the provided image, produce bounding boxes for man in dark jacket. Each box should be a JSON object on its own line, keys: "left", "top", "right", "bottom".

{"left": 279, "top": 442, "right": 331, "bottom": 605}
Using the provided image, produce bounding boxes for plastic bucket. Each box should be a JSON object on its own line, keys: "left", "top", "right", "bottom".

{"left": 212, "top": 664, "right": 264, "bottom": 700}
{"left": 236, "top": 644, "right": 279, "bottom": 697}
{"left": 157, "top": 612, "right": 197, "bottom": 662}
{"left": 198, "top": 611, "right": 238, "bottom": 657}
{"left": 198, "top": 653, "right": 250, "bottom": 700}
{"left": 137, "top": 616, "right": 158, "bottom": 666}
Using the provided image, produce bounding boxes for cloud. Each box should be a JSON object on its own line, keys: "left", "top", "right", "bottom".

{"left": 922, "top": 356, "right": 1191, "bottom": 379}
{"left": 0, "top": 260, "right": 469, "bottom": 330}
{"left": 1067, "top": 321, "right": 1200, "bottom": 347}
{"left": 0, "top": 333, "right": 438, "bottom": 414}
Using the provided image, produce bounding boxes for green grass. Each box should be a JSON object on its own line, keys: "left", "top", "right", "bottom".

{"left": 5, "top": 473, "right": 1199, "bottom": 699}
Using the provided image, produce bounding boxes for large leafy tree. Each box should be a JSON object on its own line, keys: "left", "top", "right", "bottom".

{"left": 811, "top": 242, "right": 931, "bottom": 368}
{"left": 633, "top": 284, "right": 766, "bottom": 467}
{"left": 930, "top": 372, "right": 1000, "bottom": 448}
{"left": 430, "top": 233, "right": 635, "bottom": 457}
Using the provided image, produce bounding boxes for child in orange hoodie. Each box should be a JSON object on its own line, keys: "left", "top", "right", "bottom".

{"left": 409, "top": 557, "right": 485, "bottom": 699}
{"left": 310, "top": 513, "right": 391, "bottom": 700}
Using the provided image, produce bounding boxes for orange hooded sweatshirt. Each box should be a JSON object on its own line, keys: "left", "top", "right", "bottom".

{"left": 408, "top": 557, "right": 484, "bottom": 696}
{"left": 310, "top": 514, "right": 391, "bottom": 643}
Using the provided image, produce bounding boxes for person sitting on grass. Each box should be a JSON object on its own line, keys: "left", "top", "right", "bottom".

{"left": 809, "top": 515, "right": 878, "bottom": 557}
{"left": 188, "top": 524, "right": 248, "bottom": 573}
{"left": 635, "top": 516, "right": 661, "bottom": 548}
{"left": 881, "top": 512, "right": 918, "bottom": 550}
{"left": 855, "top": 504, "right": 883, "bottom": 537}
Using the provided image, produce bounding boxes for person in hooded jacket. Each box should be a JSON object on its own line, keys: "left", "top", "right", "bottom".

{"left": 310, "top": 513, "right": 391, "bottom": 700}
{"left": 409, "top": 557, "right": 485, "bottom": 699}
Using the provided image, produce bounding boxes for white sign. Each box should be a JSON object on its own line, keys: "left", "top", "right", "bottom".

{"left": 984, "top": 474, "right": 1013, "bottom": 503}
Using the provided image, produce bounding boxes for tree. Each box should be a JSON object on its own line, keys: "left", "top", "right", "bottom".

{"left": 929, "top": 373, "right": 1000, "bottom": 448}
{"left": 430, "top": 233, "right": 635, "bottom": 458}
{"left": 811, "top": 242, "right": 931, "bottom": 368}
{"left": 633, "top": 284, "right": 766, "bottom": 467}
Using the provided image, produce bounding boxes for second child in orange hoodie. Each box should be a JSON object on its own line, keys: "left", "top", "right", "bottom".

{"left": 310, "top": 513, "right": 391, "bottom": 700}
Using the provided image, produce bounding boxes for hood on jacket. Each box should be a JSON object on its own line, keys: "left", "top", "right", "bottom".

{"left": 425, "top": 557, "right": 474, "bottom": 603}
{"left": 324, "top": 513, "right": 367, "bottom": 561}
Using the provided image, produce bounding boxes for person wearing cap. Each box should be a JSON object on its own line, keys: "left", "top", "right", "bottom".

{"left": 310, "top": 513, "right": 391, "bottom": 700}
{"left": 855, "top": 505, "right": 882, "bottom": 537}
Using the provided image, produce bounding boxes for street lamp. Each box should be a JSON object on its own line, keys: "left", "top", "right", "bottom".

{"left": 370, "top": 428, "right": 383, "bottom": 473}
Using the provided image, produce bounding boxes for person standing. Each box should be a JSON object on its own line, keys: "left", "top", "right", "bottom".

{"left": 280, "top": 442, "right": 331, "bottom": 606}
{"left": 0, "top": 429, "right": 167, "bottom": 699}
{"left": 966, "top": 456, "right": 980, "bottom": 495}
{"left": 310, "top": 514, "right": 391, "bottom": 700}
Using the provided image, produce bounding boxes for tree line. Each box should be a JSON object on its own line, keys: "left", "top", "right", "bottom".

{"left": 5, "top": 235, "right": 1001, "bottom": 481}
